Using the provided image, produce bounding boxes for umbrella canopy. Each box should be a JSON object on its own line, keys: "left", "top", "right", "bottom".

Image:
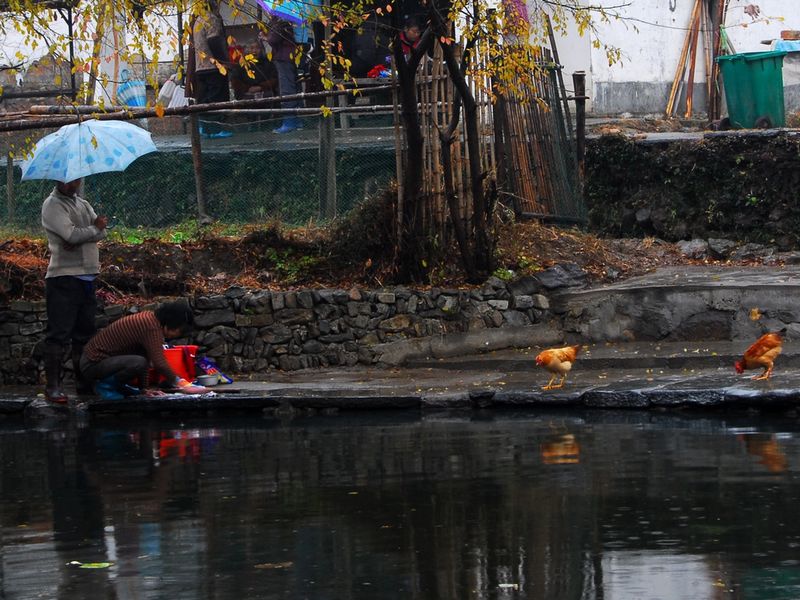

{"left": 20, "top": 119, "right": 157, "bottom": 183}
{"left": 255, "top": 0, "right": 318, "bottom": 26}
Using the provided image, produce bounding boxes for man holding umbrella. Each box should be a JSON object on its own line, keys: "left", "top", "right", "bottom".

{"left": 21, "top": 118, "right": 158, "bottom": 403}
{"left": 41, "top": 178, "right": 108, "bottom": 403}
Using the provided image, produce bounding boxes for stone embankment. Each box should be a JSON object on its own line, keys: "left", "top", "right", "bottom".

{"left": 0, "top": 264, "right": 585, "bottom": 385}
{"left": 3, "top": 262, "right": 800, "bottom": 389}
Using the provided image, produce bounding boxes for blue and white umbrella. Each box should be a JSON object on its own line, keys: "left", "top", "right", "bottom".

{"left": 256, "top": 0, "right": 314, "bottom": 25}
{"left": 20, "top": 119, "right": 157, "bottom": 182}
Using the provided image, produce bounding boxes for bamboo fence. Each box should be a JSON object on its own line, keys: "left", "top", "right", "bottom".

{"left": 397, "top": 40, "right": 583, "bottom": 246}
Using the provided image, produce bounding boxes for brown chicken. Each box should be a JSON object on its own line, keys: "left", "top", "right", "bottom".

{"left": 734, "top": 330, "right": 785, "bottom": 380}
{"left": 535, "top": 344, "right": 581, "bottom": 390}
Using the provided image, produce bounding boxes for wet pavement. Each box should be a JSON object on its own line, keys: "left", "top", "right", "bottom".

{"left": 3, "top": 340, "right": 800, "bottom": 416}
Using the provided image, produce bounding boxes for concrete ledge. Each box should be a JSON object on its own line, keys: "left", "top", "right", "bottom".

{"left": 372, "top": 324, "right": 563, "bottom": 366}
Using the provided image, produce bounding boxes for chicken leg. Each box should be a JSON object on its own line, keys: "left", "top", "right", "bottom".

{"left": 753, "top": 364, "right": 774, "bottom": 380}
{"left": 542, "top": 374, "right": 567, "bottom": 391}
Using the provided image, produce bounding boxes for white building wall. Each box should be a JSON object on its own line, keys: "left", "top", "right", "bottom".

{"left": 547, "top": 0, "right": 799, "bottom": 116}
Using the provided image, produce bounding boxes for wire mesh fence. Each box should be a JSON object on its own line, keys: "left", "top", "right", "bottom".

{"left": 0, "top": 109, "right": 397, "bottom": 232}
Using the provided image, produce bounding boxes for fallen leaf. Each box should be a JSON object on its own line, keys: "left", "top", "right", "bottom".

{"left": 254, "top": 561, "right": 293, "bottom": 570}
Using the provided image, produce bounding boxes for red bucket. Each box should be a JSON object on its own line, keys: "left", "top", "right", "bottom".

{"left": 148, "top": 345, "right": 199, "bottom": 385}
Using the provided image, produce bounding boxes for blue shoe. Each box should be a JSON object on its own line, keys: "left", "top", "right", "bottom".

{"left": 273, "top": 120, "right": 302, "bottom": 134}
{"left": 95, "top": 377, "right": 124, "bottom": 401}
{"left": 199, "top": 126, "right": 233, "bottom": 139}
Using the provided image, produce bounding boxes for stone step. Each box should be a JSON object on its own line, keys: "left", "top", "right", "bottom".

{"left": 406, "top": 341, "right": 800, "bottom": 372}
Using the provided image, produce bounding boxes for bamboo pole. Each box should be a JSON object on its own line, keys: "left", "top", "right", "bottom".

{"left": 666, "top": 0, "right": 702, "bottom": 116}
{"left": 0, "top": 85, "right": 394, "bottom": 133}
{"left": 391, "top": 58, "right": 404, "bottom": 246}
{"left": 685, "top": 4, "right": 702, "bottom": 118}
{"left": 702, "top": 0, "right": 713, "bottom": 106}
{"left": 709, "top": 0, "right": 728, "bottom": 120}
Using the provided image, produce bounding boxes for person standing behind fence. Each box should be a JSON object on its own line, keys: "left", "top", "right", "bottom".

{"left": 40, "top": 178, "right": 108, "bottom": 404}
{"left": 262, "top": 16, "right": 302, "bottom": 134}
{"left": 187, "top": 0, "right": 233, "bottom": 138}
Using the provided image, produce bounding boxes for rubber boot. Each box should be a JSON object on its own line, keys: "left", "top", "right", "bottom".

{"left": 95, "top": 376, "right": 124, "bottom": 401}
{"left": 273, "top": 117, "right": 301, "bottom": 134}
{"left": 71, "top": 345, "right": 93, "bottom": 395}
{"left": 43, "top": 344, "right": 68, "bottom": 404}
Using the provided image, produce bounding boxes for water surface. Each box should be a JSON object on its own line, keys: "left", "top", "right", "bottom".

{"left": 2, "top": 410, "right": 800, "bottom": 599}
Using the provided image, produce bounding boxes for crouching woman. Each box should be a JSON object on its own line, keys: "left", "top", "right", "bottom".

{"left": 80, "top": 300, "right": 209, "bottom": 399}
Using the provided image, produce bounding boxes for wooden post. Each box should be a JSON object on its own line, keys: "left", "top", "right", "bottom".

{"left": 6, "top": 152, "right": 14, "bottom": 224}
{"left": 572, "top": 71, "right": 586, "bottom": 192}
{"left": 189, "top": 113, "right": 211, "bottom": 223}
{"left": 546, "top": 15, "right": 573, "bottom": 137}
{"left": 318, "top": 2, "right": 336, "bottom": 220}
{"left": 318, "top": 110, "right": 337, "bottom": 220}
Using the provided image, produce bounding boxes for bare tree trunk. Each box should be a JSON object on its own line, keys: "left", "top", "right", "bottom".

{"left": 439, "top": 40, "right": 479, "bottom": 282}
{"left": 433, "top": 8, "right": 494, "bottom": 277}
{"left": 392, "top": 27, "right": 434, "bottom": 282}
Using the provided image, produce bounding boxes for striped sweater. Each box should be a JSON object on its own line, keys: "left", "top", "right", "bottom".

{"left": 84, "top": 311, "right": 178, "bottom": 385}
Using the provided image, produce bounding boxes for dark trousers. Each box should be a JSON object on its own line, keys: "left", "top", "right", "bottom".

{"left": 196, "top": 70, "right": 230, "bottom": 134}
{"left": 275, "top": 61, "right": 299, "bottom": 109}
{"left": 45, "top": 276, "right": 97, "bottom": 349}
{"left": 81, "top": 354, "right": 148, "bottom": 386}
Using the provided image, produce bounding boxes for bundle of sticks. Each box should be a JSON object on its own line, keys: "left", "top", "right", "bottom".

{"left": 666, "top": 0, "right": 730, "bottom": 120}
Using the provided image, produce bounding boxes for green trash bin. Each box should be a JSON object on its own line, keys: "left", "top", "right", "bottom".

{"left": 716, "top": 50, "right": 787, "bottom": 128}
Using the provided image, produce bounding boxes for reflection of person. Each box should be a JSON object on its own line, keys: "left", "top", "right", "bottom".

{"left": 230, "top": 41, "right": 278, "bottom": 100}
{"left": 188, "top": 0, "right": 233, "bottom": 137}
{"left": 263, "top": 16, "right": 302, "bottom": 133}
{"left": 41, "top": 178, "right": 108, "bottom": 404}
{"left": 80, "top": 300, "right": 208, "bottom": 400}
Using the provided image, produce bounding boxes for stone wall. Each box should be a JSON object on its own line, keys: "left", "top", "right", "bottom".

{"left": 586, "top": 131, "right": 800, "bottom": 249}
{"left": 0, "top": 273, "right": 569, "bottom": 385}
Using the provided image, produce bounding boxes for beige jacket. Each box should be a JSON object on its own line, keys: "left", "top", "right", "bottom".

{"left": 41, "top": 187, "right": 106, "bottom": 278}
{"left": 192, "top": 11, "right": 226, "bottom": 73}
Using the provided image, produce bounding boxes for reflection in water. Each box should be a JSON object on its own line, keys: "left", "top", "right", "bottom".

{"left": 3, "top": 412, "right": 800, "bottom": 599}
{"left": 739, "top": 434, "right": 789, "bottom": 473}
{"left": 540, "top": 433, "right": 581, "bottom": 465}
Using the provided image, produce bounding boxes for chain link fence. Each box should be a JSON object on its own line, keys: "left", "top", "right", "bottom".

{"left": 0, "top": 108, "right": 397, "bottom": 233}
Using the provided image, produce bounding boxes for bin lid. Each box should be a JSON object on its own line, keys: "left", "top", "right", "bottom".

{"left": 716, "top": 50, "right": 788, "bottom": 63}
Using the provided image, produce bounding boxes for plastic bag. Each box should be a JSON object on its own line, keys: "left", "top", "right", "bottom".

{"left": 157, "top": 75, "right": 178, "bottom": 104}
{"left": 167, "top": 85, "right": 189, "bottom": 108}
{"left": 196, "top": 356, "right": 233, "bottom": 384}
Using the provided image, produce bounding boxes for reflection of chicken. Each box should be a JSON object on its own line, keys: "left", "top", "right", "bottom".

{"left": 738, "top": 434, "right": 788, "bottom": 473}
{"left": 540, "top": 434, "right": 580, "bottom": 465}
{"left": 535, "top": 344, "right": 581, "bottom": 390}
{"left": 734, "top": 330, "right": 785, "bottom": 380}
